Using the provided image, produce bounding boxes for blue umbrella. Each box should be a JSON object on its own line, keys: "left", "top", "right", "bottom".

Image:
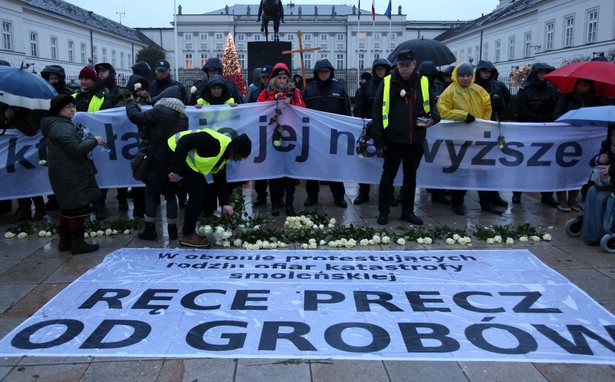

{"left": 0, "top": 65, "right": 57, "bottom": 110}
{"left": 556, "top": 105, "right": 615, "bottom": 127}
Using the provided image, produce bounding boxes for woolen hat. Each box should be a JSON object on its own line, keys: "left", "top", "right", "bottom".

{"left": 49, "top": 94, "right": 75, "bottom": 116}
{"left": 79, "top": 66, "right": 98, "bottom": 81}
{"left": 271, "top": 63, "right": 290, "bottom": 78}
{"left": 395, "top": 50, "right": 415, "bottom": 65}
{"left": 230, "top": 133, "right": 252, "bottom": 159}
{"left": 456, "top": 63, "right": 474, "bottom": 77}
{"left": 360, "top": 72, "right": 373, "bottom": 81}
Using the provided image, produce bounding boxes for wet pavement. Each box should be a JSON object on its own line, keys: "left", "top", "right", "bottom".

{"left": 0, "top": 184, "right": 614, "bottom": 381}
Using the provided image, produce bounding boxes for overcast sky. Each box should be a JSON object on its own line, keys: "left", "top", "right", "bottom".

{"left": 64, "top": 0, "right": 501, "bottom": 28}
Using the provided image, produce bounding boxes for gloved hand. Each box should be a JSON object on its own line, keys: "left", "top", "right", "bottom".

{"left": 465, "top": 114, "right": 476, "bottom": 123}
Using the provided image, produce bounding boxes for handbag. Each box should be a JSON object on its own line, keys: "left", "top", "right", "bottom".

{"left": 131, "top": 150, "right": 149, "bottom": 181}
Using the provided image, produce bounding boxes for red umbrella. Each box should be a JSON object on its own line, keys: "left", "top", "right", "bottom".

{"left": 544, "top": 61, "right": 615, "bottom": 97}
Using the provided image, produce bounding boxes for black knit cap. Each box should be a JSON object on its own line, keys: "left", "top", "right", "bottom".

{"left": 49, "top": 94, "right": 75, "bottom": 116}
{"left": 230, "top": 133, "right": 252, "bottom": 159}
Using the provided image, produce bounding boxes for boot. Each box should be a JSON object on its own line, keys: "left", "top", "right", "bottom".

{"left": 168, "top": 224, "right": 178, "bottom": 241}
{"left": 70, "top": 231, "right": 99, "bottom": 254}
{"left": 138, "top": 222, "right": 157, "bottom": 240}
{"left": 57, "top": 227, "right": 71, "bottom": 252}
{"left": 10, "top": 198, "right": 32, "bottom": 223}
{"left": 31, "top": 196, "right": 46, "bottom": 221}
{"left": 285, "top": 205, "right": 296, "bottom": 216}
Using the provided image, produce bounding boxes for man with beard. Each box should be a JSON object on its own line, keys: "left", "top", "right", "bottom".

{"left": 353, "top": 58, "right": 391, "bottom": 205}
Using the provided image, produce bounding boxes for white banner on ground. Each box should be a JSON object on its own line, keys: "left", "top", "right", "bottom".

{"left": 0, "top": 248, "right": 613, "bottom": 363}
{"left": 0, "top": 102, "right": 605, "bottom": 199}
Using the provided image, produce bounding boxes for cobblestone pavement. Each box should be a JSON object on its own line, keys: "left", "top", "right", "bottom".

{"left": 1, "top": 184, "right": 614, "bottom": 381}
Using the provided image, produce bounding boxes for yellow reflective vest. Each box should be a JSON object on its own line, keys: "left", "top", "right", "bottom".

{"left": 196, "top": 97, "right": 235, "bottom": 106}
{"left": 167, "top": 128, "right": 231, "bottom": 175}
{"left": 381, "top": 75, "right": 430, "bottom": 129}
{"left": 72, "top": 92, "right": 105, "bottom": 112}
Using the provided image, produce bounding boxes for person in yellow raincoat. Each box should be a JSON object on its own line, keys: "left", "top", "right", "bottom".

{"left": 437, "top": 63, "right": 505, "bottom": 216}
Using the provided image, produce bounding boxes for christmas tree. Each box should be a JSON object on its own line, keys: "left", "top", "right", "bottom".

{"left": 222, "top": 33, "right": 246, "bottom": 95}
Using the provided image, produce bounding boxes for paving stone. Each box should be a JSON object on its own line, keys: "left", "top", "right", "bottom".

{"left": 0, "top": 249, "right": 67, "bottom": 285}
{"left": 0, "top": 366, "right": 12, "bottom": 380}
{"left": 534, "top": 362, "right": 615, "bottom": 382}
{"left": 2, "top": 283, "right": 69, "bottom": 319}
{"left": 17, "top": 356, "right": 93, "bottom": 365}
{"left": 235, "top": 358, "right": 311, "bottom": 382}
{"left": 79, "top": 360, "right": 163, "bottom": 382}
{"left": 311, "top": 360, "right": 389, "bottom": 382}
{"left": 459, "top": 361, "right": 547, "bottom": 382}
{"left": 0, "top": 284, "right": 36, "bottom": 315}
{"left": 158, "top": 358, "right": 236, "bottom": 382}
{"left": 385, "top": 360, "right": 468, "bottom": 382}
{"left": 2, "top": 362, "right": 89, "bottom": 382}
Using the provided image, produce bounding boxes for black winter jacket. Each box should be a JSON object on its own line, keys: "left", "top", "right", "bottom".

{"left": 40, "top": 116, "right": 100, "bottom": 210}
{"left": 302, "top": 59, "right": 351, "bottom": 116}
{"left": 474, "top": 61, "right": 511, "bottom": 121}
{"left": 371, "top": 69, "right": 440, "bottom": 149}
{"left": 516, "top": 63, "right": 561, "bottom": 122}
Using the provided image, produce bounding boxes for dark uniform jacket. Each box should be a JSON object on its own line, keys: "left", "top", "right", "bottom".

{"left": 302, "top": 59, "right": 351, "bottom": 116}
{"left": 516, "top": 63, "right": 561, "bottom": 122}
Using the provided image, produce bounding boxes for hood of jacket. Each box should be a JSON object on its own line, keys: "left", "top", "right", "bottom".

{"left": 203, "top": 58, "right": 223, "bottom": 72}
{"left": 313, "top": 59, "right": 335, "bottom": 79}
{"left": 451, "top": 63, "right": 476, "bottom": 85}
{"left": 475, "top": 60, "right": 500, "bottom": 79}
{"left": 131, "top": 61, "right": 152, "bottom": 79}
{"left": 41, "top": 65, "right": 68, "bottom": 93}
{"left": 203, "top": 75, "right": 232, "bottom": 104}
{"left": 526, "top": 62, "right": 556, "bottom": 86}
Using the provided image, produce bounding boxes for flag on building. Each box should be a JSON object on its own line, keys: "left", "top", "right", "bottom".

{"left": 385, "top": 0, "right": 392, "bottom": 20}
{"left": 372, "top": 0, "right": 376, "bottom": 21}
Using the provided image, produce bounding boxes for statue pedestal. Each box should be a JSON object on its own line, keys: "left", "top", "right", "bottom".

{"left": 248, "top": 41, "right": 292, "bottom": 83}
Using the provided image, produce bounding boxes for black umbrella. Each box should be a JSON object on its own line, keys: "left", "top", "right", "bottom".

{"left": 387, "top": 38, "right": 456, "bottom": 66}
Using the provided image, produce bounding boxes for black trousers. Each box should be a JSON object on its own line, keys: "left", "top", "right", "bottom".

{"left": 378, "top": 142, "right": 424, "bottom": 215}
{"left": 451, "top": 190, "right": 498, "bottom": 208}
{"left": 181, "top": 169, "right": 207, "bottom": 235}
{"left": 306, "top": 180, "right": 345, "bottom": 199}
{"left": 270, "top": 177, "right": 295, "bottom": 206}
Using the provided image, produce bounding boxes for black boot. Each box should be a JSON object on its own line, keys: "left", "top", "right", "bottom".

{"left": 138, "top": 222, "right": 157, "bottom": 240}
{"left": 168, "top": 224, "right": 178, "bottom": 241}
{"left": 58, "top": 227, "right": 71, "bottom": 252}
{"left": 70, "top": 231, "right": 99, "bottom": 255}
{"left": 285, "top": 204, "right": 296, "bottom": 216}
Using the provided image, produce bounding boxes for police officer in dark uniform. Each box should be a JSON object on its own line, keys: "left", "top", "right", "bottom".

{"left": 302, "top": 59, "right": 352, "bottom": 208}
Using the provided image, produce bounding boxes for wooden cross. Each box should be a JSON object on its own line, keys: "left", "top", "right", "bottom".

{"left": 282, "top": 31, "right": 321, "bottom": 89}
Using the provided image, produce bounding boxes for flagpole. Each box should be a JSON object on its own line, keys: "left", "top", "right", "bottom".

{"left": 357, "top": 1, "right": 361, "bottom": 79}
{"left": 372, "top": 2, "right": 376, "bottom": 64}
{"left": 173, "top": 0, "right": 179, "bottom": 79}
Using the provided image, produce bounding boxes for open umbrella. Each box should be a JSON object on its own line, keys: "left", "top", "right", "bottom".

{"left": 0, "top": 65, "right": 57, "bottom": 110}
{"left": 544, "top": 61, "right": 615, "bottom": 97}
{"left": 387, "top": 38, "right": 456, "bottom": 66}
{"left": 556, "top": 105, "right": 615, "bottom": 127}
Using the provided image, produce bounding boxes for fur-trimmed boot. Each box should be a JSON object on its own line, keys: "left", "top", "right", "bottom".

{"left": 138, "top": 222, "right": 157, "bottom": 240}
{"left": 58, "top": 227, "right": 71, "bottom": 252}
{"left": 70, "top": 231, "right": 99, "bottom": 254}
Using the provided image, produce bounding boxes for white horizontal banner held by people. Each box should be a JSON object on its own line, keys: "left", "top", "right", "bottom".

{"left": 0, "top": 248, "right": 614, "bottom": 363}
{"left": 0, "top": 102, "right": 604, "bottom": 200}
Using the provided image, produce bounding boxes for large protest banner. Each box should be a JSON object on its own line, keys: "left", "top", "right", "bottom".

{"left": 0, "top": 248, "right": 613, "bottom": 363}
{"left": 0, "top": 102, "right": 605, "bottom": 199}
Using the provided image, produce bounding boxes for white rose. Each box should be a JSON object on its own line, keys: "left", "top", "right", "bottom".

{"left": 124, "top": 229, "right": 131, "bottom": 235}
{"left": 222, "top": 240, "right": 231, "bottom": 248}
{"left": 358, "top": 154, "right": 365, "bottom": 159}
{"left": 396, "top": 238, "right": 406, "bottom": 245}
{"left": 273, "top": 140, "right": 282, "bottom": 147}
{"left": 319, "top": 239, "right": 326, "bottom": 246}
{"left": 446, "top": 238, "right": 455, "bottom": 245}
{"left": 4, "top": 232, "right": 15, "bottom": 239}
{"left": 112, "top": 230, "right": 118, "bottom": 235}
{"left": 400, "top": 89, "right": 407, "bottom": 97}
{"left": 38, "top": 230, "right": 47, "bottom": 237}
{"left": 542, "top": 233, "right": 552, "bottom": 241}
{"left": 253, "top": 225, "right": 261, "bottom": 231}
{"left": 531, "top": 235, "right": 540, "bottom": 242}
{"left": 494, "top": 235, "right": 502, "bottom": 243}
{"left": 308, "top": 243, "right": 317, "bottom": 249}
{"left": 486, "top": 238, "right": 495, "bottom": 244}
{"left": 453, "top": 234, "right": 460, "bottom": 240}
{"left": 278, "top": 242, "right": 288, "bottom": 248}
{"left": 416, "top": 238, "right": 424, "bottom": 244}
{"left": 423, "top": 237, "right": 433, "bottom": 245}
{"left": 105, "top": 228, "right": 112, "bottom": 236}
{"left": 38, "top": 159, "right": 47, "bottom": 165}
{"left": 190, "top": 85, "right": 197, "bottom": 94}
{"left": 97, "top": 230, "right": 104, "bottom": 237}
{"left": 84, "top": 232, "right": 90, "bottom": 238}
{"left": 519, "top": 236, "right": 529, "bottom": 243}
{"left": 89, "top": 231, "right": 96, "bottom": 238}
{"left": 506, "top": 237, "right": 514, "bottom": 245}
{"left": 17, "top": 232, "right": 28, "bottom": 239}
{"left": 360, "top": 238, "right": 369, "bottom": 246}
{"left": 381, "top": 236, "right": 391, "bottom": 244}
{"left": 45, "top": 231, "right": 52, "bottom": 237}
{"left": 319, "top": 224, "right": 325, "bottom": 229}
{"left": 134, "top": 83, "right": 142, "bottom": 91}
{"left": 329, "top": 218, "right": 336, "bottom": 225}
{"left": 233, "top": 238, "right": 243, "bottom": 247}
